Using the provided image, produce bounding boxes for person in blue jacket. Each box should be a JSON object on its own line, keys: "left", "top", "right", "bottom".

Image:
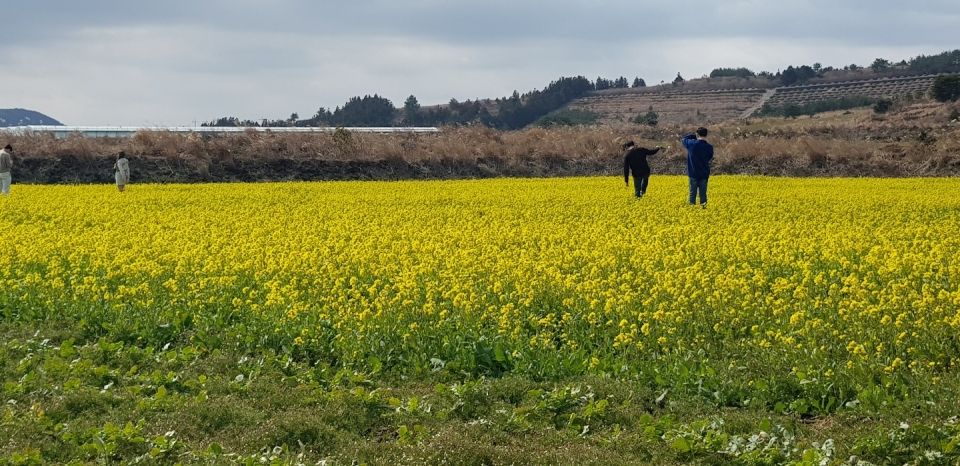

{"left": 681, "top": 127, "right": 714, "bottom": 208}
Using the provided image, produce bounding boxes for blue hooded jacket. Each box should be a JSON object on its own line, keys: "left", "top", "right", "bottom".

{"left": 681, "top": 134, "right": 714, "bottom": 179}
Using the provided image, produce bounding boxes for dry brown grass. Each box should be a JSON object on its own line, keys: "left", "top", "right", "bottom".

{"left": 4, "top": 100, "right": 959, "bottom": 183}
{"left": 10, "top": 125, "right": 622, "bottom": 166}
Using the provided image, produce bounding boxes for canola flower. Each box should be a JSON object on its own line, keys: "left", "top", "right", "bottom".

{"left": 1, "top": 176, "right": 958, "bottom": 398}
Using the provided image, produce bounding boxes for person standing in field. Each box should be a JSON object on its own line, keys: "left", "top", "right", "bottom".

{"left": 681, "top": 127, "right": 714, "bottom": 208}
{"left": 0, "top": 144, "right": 13, "bottom": 195}
{"left": 622, "top": 141, "right": 662, "bottom": 199}
{"left": 114, "top": 151, "right": 130, "bottom": 192}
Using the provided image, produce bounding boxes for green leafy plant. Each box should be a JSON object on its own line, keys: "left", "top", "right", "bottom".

{"left": 632, "top": 110, "right": 659, "bottom": 127}
{"left": 930, "top": 74, "right": 960, "bottom": 102}
{"left": 872, "top": 98, "right": 893, "bottom": 113}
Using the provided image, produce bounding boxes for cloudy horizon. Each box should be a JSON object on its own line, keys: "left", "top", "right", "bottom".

{"left": 1, "top": 1, "right": 957, "bottom": 126}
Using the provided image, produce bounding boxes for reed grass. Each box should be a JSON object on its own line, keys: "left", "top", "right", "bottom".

{"left": 4, "top": 101, "right": 959, "bottom": 182}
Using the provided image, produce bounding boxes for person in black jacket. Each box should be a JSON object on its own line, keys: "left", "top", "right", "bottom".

{"left": 622, "top": 141, "right": 662, "bottom": 198}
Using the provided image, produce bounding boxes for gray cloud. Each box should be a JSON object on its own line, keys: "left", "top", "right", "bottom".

{"left": 9, "top": 1, "right": 957, "bottom": 45}
{"left": 1, "top": 1, "right": 957, "bottom": 125}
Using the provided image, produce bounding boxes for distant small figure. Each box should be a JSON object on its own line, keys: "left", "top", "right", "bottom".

{"left": 0, "top": 144, "right": 13, "bottom": 195}
{"left": 622, "top": 141, "right": 662, "bottom": 198}
{"left": 681, "top": 127, "right": 714, "bottom": 208}
{"left": 114, "top": 151, "right": 130, "bottom": 192}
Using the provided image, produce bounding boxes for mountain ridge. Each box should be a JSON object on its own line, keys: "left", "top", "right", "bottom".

{"left": 0, "top": 108, "right": 63, "bottom": 127}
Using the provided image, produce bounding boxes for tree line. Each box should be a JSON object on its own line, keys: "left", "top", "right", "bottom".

{"left": 709, "top": 49, "right": 960, "bottom": 87}
{"left": 203, "top": 75, "right": 644, "bottom": 130}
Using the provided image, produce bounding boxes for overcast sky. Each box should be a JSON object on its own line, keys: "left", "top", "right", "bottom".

{"left": 1, "top": 0, "right": 957, "bottom": 126}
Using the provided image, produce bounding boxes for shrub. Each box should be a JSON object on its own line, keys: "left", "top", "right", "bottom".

{"left": 779, "top": 65, "right": 816, "bottom": 86}
{"left": 632, "top": 111, "right": 659, "bottom": 127}
{"left": 917, "top": 130, "right": 937, "bottom": 146}
{"left": 873, "top": 99, "right": 893, "bottom": 114}
{"left": 331, "top": 95, "right": 397, "bottom": 127}
{"left": 710, "top": 68, "right": 755, "bottom": 79}
{"left": 930, "top": 74, "right": 960, "bottom": 102}
{"left": 870, "top": 58, "right": 892, "bottom": 72}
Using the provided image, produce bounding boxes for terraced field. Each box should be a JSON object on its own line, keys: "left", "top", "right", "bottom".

{"left": 763, "top": 75, "right": 938, "bottom": 109}
{"left": 562, "top": 74, "right": 945, "bottom": 125}
{"left": 565, "top": 89, "right": 768, "bottom": 125}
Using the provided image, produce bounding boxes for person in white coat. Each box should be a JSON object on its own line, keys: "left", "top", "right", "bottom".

{"left": 0, "top": 144, "right": 13, "bottom": 195}
{"left": 114, "top": 151, "right": 131, "bottom": 192}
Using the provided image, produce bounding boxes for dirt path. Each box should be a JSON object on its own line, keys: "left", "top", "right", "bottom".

{"left": 740, "top": 89, "right": 777, "bottom": 119}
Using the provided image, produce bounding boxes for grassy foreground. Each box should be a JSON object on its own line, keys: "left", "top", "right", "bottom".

{"left": 2, "top": 177, "right": 960, "bottom": 465}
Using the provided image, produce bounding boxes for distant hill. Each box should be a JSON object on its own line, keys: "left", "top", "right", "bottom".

{"left": 0, "top": 108, "right": 63, "bottom": 127}
{"left": 562, "top": 74, "right": 942, "bottom": 125}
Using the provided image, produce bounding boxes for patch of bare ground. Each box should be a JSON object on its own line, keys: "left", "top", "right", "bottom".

{"left": 4, "top": 101, "right": 959, "bottom": 184}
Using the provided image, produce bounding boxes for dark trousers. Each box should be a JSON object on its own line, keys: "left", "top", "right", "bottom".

{"left": 633, "top": 174, "right": 649, "bottom": 197}
{"left": 688, "top": 177, "right": 708, "bottom": 205}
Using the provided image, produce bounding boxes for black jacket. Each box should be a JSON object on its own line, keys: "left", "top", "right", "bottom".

{"left": 623, "top": 146, "right": 661, "bottom": 182}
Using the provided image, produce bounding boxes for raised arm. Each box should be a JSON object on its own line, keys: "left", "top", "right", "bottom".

{"left": 681, "top": 134, "right": 697, "bottom": 149}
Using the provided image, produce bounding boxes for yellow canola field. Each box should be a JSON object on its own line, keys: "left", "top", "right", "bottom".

{"left": 2, "top": 176, "right": 959, "bottom": 384}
